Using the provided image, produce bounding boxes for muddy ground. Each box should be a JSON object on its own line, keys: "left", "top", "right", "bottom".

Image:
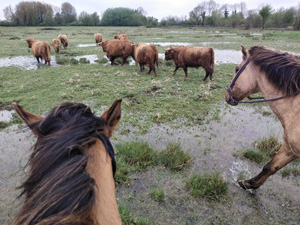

{"left": 1, "top": 104, "right": 300, "bottom": 224}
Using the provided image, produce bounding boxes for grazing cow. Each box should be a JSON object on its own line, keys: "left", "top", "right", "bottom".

{"left": 132, "top": 43, "right": 159, "bottom": 77}
{"left": 101, "top": 39, "right": 134, "bottom": 66}
{"left": 114, "top": 34, "right": 128, "bottom": 40}
{"left": 51, "top": 38, "right": 61, "bottom": 54}
{"left": 94, "top": 33, "right": 103, "bottom": 46}
{"left": 58, "top": 34, "right": 68, "bottom": 49}
{"left": 26, "top": 38, "right": 51, "bottom": 66}
{"left": 165, "top": 46, "right": 214, "bottom": 81}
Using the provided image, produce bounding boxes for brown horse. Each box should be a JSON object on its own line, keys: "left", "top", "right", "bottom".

{"left": 12, "top": 99, "right": 123, "bottom": 225}
{"left": 225, "top": 46, "right": 300, "bottom": 189}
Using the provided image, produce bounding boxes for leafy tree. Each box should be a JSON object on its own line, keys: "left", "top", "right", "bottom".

{"left": 101, "top": 7, "right": 143, "bottom": 26}
{"left": 259, "top": 5, "right": 272, "bottom": 29}
{"left": 61, "top": 2, "right": 77, "bottom": 25}
{"left": 189, "top": 2, "right": 206, "bottom": 25}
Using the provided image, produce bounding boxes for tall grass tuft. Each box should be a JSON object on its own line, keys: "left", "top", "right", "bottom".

{"left": 159, "top": 142, "right": 191, "bottom": 171}
{"left": 149, "top": 188, "right": 165, "bottom": 202}
{"left": 115, "top": 141, "right": 158, "bottom": 171}
{"left": 119, "top": 204, "right": 150, "bottom": 225}
{"left": 255, "top": 136, "right": 281, "bottom": 158}
{"left": 243, "top": 149, "right": 266, "bottom": 163}
{"left": 186, "top": 173, "right": 228, "bottom": 201}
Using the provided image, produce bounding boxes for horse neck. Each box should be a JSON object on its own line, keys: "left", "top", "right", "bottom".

{"left": 85, "top": 138, "right": 122, "bottom": 225}
{"left": 257, "top": 72, "right": 294, "bottom": 128}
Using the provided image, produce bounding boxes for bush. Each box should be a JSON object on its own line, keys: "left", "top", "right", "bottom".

{"left": 186, "top": 173, "right": 228, "bottom": 201}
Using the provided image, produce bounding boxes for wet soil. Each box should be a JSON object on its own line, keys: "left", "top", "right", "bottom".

{"left": 1, "top": 105, "right": 300, "bottom": 224}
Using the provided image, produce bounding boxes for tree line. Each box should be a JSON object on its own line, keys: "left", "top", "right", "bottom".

{"left": 2, "top": 0, "right": 300, "bottom": 30}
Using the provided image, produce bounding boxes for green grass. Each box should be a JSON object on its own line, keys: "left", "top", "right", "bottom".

{"left": 119, "top": 203, "right": 150, "bottom": 225}
{"left": 186, "top": 173, "right": 228, "bottom": 201}
{"left": 115, "top": 141, "right": 158, "bottom": 171}
{"left": 149, "top": 188, "right": 165, "bottom": 202}
{"left": 255, "top": 136, "right": 281, "bottom": 158}
{"left": 243, "top": 149, "right": 266, "bottom": 163}
{"left": 159, "top": 142, "right": 191, "bottom": 171}
{"left": 280, "top": 167, "right": 300, "bottom": 178}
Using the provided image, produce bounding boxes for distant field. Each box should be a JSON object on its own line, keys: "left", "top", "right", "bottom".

{"left": 1, "top": 26, "right": 300, "bottom": 225}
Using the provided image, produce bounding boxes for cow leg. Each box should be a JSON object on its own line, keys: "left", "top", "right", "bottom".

{"left": 121, "top": 57, "right": 127, "bottom": 66}
{"left": 183, "top": 67, "right": 188, "bottom": 78}
{"left": 139, "top": 64, "right": 143, "bottom": 72}
{"left": 151, "top": 64, "right": 157, "bottom": 77}
{"left": 203, "top": 71, "right": 210, "bottom": 81}
{"left": 239, "top": 143, "right": 297, "bottom": 189}
{"left": 209, "top": 73, "right": 214, "bottom": 81}
{"left": 173, "top": 66, "right": 179, "bottom": 75}
{"left": 36, "top": 57, "right": 40, "bottom": 63}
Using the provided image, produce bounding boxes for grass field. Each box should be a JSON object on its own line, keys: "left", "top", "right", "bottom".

{"left": 1, "top": 26, "right": 300, "bottom": 225}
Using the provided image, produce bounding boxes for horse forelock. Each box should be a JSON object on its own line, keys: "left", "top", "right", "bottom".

{"left": 249, "top": 46, "right": 300, "bottom": 96}
{"left": 14, "top": 103, "right": 108, "bottom": 225}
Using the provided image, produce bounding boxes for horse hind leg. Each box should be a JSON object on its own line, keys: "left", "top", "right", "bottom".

{"left": 239, "top": 143, "right": 297, "bottom": 189}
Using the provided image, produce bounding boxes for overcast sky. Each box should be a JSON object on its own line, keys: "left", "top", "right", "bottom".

{"left": 0, "top": 0, "right": 299, "bottom": 21}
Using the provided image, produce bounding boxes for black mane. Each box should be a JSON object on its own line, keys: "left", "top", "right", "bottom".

{"left": 15, "top": 103, "right": 108, "bottom": 225}
{"left": 249, "top": 46, "right": 300, "bottom": 96}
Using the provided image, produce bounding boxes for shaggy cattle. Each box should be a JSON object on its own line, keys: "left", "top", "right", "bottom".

{"left": 26, "top": 38, "right": 51, "bottom": 66}
{"left": 94, "top": 33, "right": 103, "bottom": 46}
{"left": 58, "top": 34, "right": 68, "bottom": 49}
{"left": 114, "top": 34, "right": 128, "bottom": 40}
{"left": 51, "top": 38, "right": 61, "bottom": 54}
{"left": 101, "top": 39, "right": 134, "bottom": 66}
{"left": 132, "top": 43, "right": 159, "bottom": 76}
{"left": 165, "top": 46, "right": 215, "bottom": 81}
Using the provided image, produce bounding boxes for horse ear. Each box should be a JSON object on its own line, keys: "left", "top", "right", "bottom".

{"left": 241, "top": 45, "right": 248, "bottom": 60}
{"left": 13, "top": 103, "right": 44, "bottom": 136}
{"left": 101, "top": 99, "right": 122, "bottom": 137}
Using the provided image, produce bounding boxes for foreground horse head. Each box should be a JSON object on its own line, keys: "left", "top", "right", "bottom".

{"left": 225, "top": 46, "right": 300, "bottom": 189}
{"left": 12, "top": 99, "right": 122, "bottom": 225}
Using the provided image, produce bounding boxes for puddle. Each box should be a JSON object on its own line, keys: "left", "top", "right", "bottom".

{"left": 214, "top": 49, "right": 242, "bottom": 64}
{"left": 76, "top": 43, "right": 97, "bottom": 47}
{"left": 0, "top": 55, "right": 59, "bottom": 70}
{"left": 74, "top": 54, "right": 99, "bottom": 64}
{"left": 1, "top": 104, "right": 300, "bottom": 224}
{"left": 146, "top": 42, "right": 235, "bottom": 47}
{"left": 251, "top": 33, "right": 263, "bottom": 36}
{"left": 0, "top": 110, "right": 14, "bottom": 122}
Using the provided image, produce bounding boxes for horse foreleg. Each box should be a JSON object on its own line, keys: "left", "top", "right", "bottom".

{"left": 239, "top": 143, "right": 297, "bottom": 189}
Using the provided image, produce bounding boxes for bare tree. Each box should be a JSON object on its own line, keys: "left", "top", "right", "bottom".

{"left": 189, "top": 2, "right": 207, "bottom": 25}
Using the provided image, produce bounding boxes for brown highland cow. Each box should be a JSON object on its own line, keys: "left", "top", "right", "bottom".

{"left": 165, "top": 46, "right": 214, "bottom": 81}
{"left": 94, "top": 33, "right": 103, "bottom": 46}
{"left": 26, "top": 38, "right": 51, "bottom": 66}
{"left": 114, "top": 34, "right": 128, "bottom": 40}
{"left": 51, "top": 38, "right": 61, "bottom": 54}
{"left": 58, "top": 34, "right": 68, "bottom": 49}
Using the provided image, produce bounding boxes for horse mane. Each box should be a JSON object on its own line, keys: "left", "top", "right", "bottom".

{"left": 14, "top": 103, "right": 109, "bottom": 225}
{"left": 249, "top": 46, "right": 300, "bottom": 96}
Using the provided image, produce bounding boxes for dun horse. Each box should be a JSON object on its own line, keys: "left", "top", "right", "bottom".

{"left": 12, "top": 99, "right": 123, "bottom": 225}
{"left": 225, "top": 46, "right": 300, "bottom": 189}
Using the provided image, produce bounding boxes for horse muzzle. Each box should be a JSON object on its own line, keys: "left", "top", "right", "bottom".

{"left": 225, "top": 88, "right": 238, "bottom": 106}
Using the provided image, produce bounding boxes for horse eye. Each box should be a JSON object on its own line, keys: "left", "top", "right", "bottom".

{"left": 235, "top": 67, "right": 239, "bottom": 73}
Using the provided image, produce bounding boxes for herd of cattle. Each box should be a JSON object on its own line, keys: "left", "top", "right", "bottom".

{"left": 25, "top": 33, "right": 215, "bottom": 81}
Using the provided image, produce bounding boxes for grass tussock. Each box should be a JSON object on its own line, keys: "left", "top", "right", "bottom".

{"left": 186, "top": 173, "right": 228, "bottom": 201}
{"left": 242, "top": 149, "right": 265, "bottom": 164}
{"left": 159, "top": 142, "right": 191, "bottom": 171}
{"left": 119, "top": 204, "right": 150, "bottom": 225}
{"left": 149, "top": 188, "right": 165, "bottom": 202}
{"left": 115, "top": 141, "right": 158, "bottom": 171}
{"left": 255, "top": 136, "right": 281, "bottom": 158}
{"left": 280, "top": 167, "right": 300, "bottom": 178}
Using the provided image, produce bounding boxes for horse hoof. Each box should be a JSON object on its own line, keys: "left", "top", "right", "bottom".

{"left": 238, "top": 180, "right": 247, "bottom": 189}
